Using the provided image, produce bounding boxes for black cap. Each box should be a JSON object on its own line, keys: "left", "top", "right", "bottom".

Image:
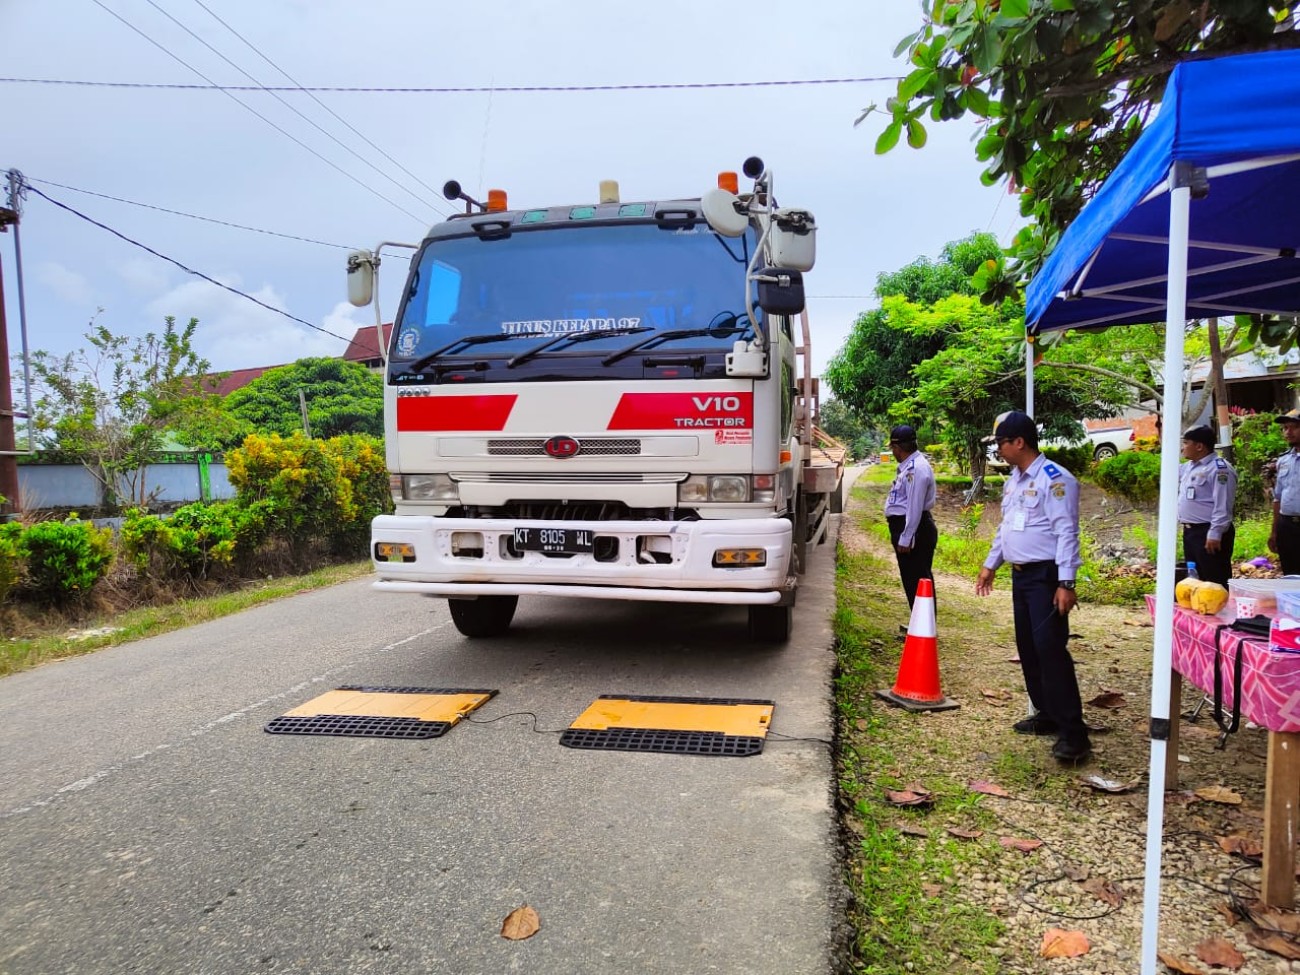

{"left": 1182, "top": 425, "right": 1215, "bottom": 449}
{"left": 889, "top": 425, "right": 917, "bottom": 445}
{"left": 994, "top": 410, "right": 1037, "bottom": 443}
{"left": 1278, "top": 409, "right": 1300, "bottom": 425}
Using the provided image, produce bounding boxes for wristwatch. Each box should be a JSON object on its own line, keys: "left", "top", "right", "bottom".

{"left": 1057, "top": 580, "right": 1076, "bottom": 591}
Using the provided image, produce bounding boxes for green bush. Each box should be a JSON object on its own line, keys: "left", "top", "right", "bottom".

{"left": 0, "top": 521, "right": 24, "bottom": 605}
{"left": 19, "top": 517, "right": 114, "bottom": 604}
{"left": 120, "top": 501, "right": 270, "bottom": 581}
{"left": 1041, "top": 443, "right": 1093, "bottom": 476}
{"left": 1094, "top": 451, "right": 1161, "bottom": 504}
{"left": 1232, "top": 413, "right": 1287, "bottom": 515}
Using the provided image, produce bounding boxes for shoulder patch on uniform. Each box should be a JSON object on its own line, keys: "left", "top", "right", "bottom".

{"left": 906, "top": 472, "right": 914, "bottom": 482}
{"left": 1043, "top": 462, "right": 1063, "bottom": 480}
{"left": 1215, "top": 457, "right": 1227, "bottom": 469}
{"left": 1051, "top": 482, "right": 1066, "bottom": 499}
{"left": 1217, "top": 473, "right": 1229, "bottom": 484}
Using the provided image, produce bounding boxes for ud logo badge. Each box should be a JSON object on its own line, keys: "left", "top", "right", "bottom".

{"left": 543, "top": 436, "right": 581, "bottom": 459}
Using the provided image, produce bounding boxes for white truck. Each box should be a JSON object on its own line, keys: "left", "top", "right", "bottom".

{"left": 346, "top": 158, "right": 844, "bottom": 642}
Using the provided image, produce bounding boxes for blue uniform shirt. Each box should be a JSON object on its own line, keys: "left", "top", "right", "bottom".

{"left": 884, "top": 451, "right": 935, "bottom": 547}
{"left": 1276, "top": 450, "right": 1300, "bottom": 516}
{"left": 1177, "top": 452, "right": 1236, "bottom": 540}
{"left": 983, "top": 453, "right": 1082, "bottom": 582}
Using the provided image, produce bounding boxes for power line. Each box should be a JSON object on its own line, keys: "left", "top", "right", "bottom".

{"left": 24, "top": 183, "right": 355, "bottom": 345}
{"left": 188, "top": 0, "right": 451, "bottom": 214}
{"left": 137, "top": 0, "right": 447, "bottom": 218}
{"left": 0, "top": 75, "right": 903, "bottom": 93}
{"left": 26, "top": 176, "right": 357, "bottom": 250}
{"left": 88, "top": 0, "right": 430, "bottom": 227}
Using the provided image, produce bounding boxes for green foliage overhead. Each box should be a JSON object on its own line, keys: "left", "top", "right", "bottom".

{"left": 1233, "top": 412, "right": 1288, "bottom": 514}
{"left": 872, "top": 2, "right": 1298, "bottom": 297}
{"left": 223, "top": 358, "right": 383, "bottom": 441}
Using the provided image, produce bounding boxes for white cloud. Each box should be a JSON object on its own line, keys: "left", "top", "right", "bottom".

{"left": 145, "top": 275, "right": 344, "bottom": 371}
{"left": 34, "top": 261, "right": 96, "bottom": 306}
{"left": 322, "top": 301, "right": 369, "bottom": 339}
{"left": 115, "top": 258, "right": 171, "bottom": 295}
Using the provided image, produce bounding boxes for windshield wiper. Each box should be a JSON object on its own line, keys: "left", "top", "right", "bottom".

{"left": 601, "top": 317, "right": 748, "bottom": 367}
{"left": 400, "top": 331, "right": 543, "bottom": 375}
{"left": 506, "top": 325, "right": 652, "bottom": 368}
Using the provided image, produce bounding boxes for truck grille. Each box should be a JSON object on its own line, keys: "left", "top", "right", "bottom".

{"left": 486, "top": 438, "right": 642, "bottom": 456}
{"left": 454, "top": 472, "right": 683, "bottom": 484}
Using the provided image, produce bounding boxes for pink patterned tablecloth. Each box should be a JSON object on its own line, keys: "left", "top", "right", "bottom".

{"left": 1146, "top": 594, "right": 1300, "bottom": 733}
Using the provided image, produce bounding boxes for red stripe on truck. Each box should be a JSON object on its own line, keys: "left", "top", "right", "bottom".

{"left": 607, "top": 392, "right": 753, "bottom": 430}
{"left": 396, "top": 394, "right": 517, "bottom": 432}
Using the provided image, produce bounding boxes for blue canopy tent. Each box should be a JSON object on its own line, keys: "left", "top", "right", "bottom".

{"left": 1026, "top": 48, "right": 1300, "bottom": 974}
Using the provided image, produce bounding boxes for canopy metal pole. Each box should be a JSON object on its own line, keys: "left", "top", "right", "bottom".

{"left": 1140, "top": 173, "right": 1192, "bottom": 975}
{"left": 1025, "top": 332, "right": 1035, "bottom": 416}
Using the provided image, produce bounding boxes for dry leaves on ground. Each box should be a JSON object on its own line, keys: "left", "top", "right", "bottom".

{"left": 1195, "top": 785, "right": 1244, "bottom": 805}
{"left": 1080, "top": 877, "right": 1125, "bottom": 908}
{"left": 946, "top": 827, "right": 983, "bottom": 840}
{"left": 1040, "top": 928, "right": 1090, "bottom": 958}
{"left": 501, "top": 905, "right": 541, "bottom": 941}
{"left": 969, "top": 779, "right": 1010, "bottom": 797}
{"left": 999, "top": 836, "right": 1044, "bottom": 854}
{"left": 1158, "top": 950, "right": 1207, "bottom": 974}
{"left": 1195, "top": 937, "right": 1245, "bottom": 969}
{"left": 1217, "top": 834, "right": 1263, "bottom": 859}
{"left": 1087, "top": 690, "right": 1128, "bottom": 709}
{"left": 886, "top": 782, "right": 934, "bottom": 807}
{"left": 1081, "top": 774, "right": 1135, "bottom": 793}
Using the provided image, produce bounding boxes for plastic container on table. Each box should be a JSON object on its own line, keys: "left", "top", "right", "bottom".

{"left": 1230, "top": 578, "right": 1284, "bottom": 617}
{"left": 1277, "top": 588, "right": 1300, "bottom": 620}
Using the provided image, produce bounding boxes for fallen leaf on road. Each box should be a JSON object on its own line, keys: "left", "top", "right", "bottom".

{"left": 1241, "top": 899, "right": 1300, "bottom": 936}
{"left": 1081, "top": 774, "right": 1134, "bottom": 793}
{"left": 886, "top": 789, "right": 934, "bottom": 807}
{"left": 1157, "top": 950, "right": 1207, "bottom": 974}
{"left": 1087, "top": 690, "right": 1127, "bottom": 710}
{"left": 981, "top": 688, "right": 1012, "bottom": 702}
{"left": 1195, "top": 937, "right": 1245, "bottom": 969}
{"left": 1217, "top": 834, "right": 1263, "bottom": 859}
{"left": 1216, "top": 901, "right": 1238, "bottom": 926}
{"left": 1080, "top": 877, "right": 1125, "bottom": 907}
{"left": 501, "top": 905, "right": 540, "bottom": 941}
{"left": 999, "top": 836, "right": 1044, "bottom": 854}
{"left": 946, "top": 827, "right": 983, "bottom": 840}
{"left": 1040, "top": 928, "right": 1090, "bottom": 958}
{"left": 969, "top": 780, "right": 1010, "bottom": 797}
{"left": 1244, "top": 927, "right": 1300, "bottom": 960}
{"left": 898, "top": 824, "right": 929, "bottom": 838}
{"left": 1195, "top": 785, "right": 1243, "bottom": 805}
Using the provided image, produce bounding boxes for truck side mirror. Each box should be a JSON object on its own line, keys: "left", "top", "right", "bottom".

{"left": 755, "top": 267, "right": 805, "bottom": 316}
{"left": 347, "top": 250, "right": 375, "bottom": 307}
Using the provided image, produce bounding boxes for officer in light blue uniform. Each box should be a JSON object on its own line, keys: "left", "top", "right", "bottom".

{"left": 1177, "top": 425, "right": 1236, "bottom": 586}
{"left": 1270, "top": 409, "right": 1300, "bottom": 574}
{"left": 883, "top": 424, "right": 937, "bottom": 610}
{"left": 975, "top": 411, "right": 1090, "bottom": 764}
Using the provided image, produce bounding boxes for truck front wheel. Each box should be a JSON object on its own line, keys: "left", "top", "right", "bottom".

{"left": 747, "top": 604, "right": 792, "bottom": 644}
{"left": 448, "top": 595, "right": 518, "bottom": 638}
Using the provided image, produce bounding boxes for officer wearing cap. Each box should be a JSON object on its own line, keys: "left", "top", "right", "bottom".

{"left": 1178, "top": 425, "right": 1236, "bottom": 586}
{"left": 883, "top": 424, "right": 937, "bottom": 609}
{"left": 975, "top": 411, "right": 1090, "bottom": 764}
{"left": 1270, "top": 409, "right": 1300, "bottom": 574}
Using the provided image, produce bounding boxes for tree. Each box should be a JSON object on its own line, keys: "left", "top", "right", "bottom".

{"left": 818, "top": 398, "right": 875, "bottom": 460}
{"left": 223, "top": 358, "right": 383, "bottom": 441}
{"left": 885, "top": 292, "right": 1128, "bottom": 473}
{"left": 870, "top": 1, "right": 1296, "bottom": 290}
{"left": 25, "top": 316, "right": 220, "bottom": 508}
{"left": 825, "top": 232, "right": 1002, "bottom": 423}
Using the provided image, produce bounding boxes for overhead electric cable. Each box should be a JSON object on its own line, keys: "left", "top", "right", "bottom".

{"left": 88, "top": 0, "right": 429, "bottom": 226}
{"left": 26, "top": 184, "right": 354, "bottom": 344}
{"left": 0, "top": 75, "right": 902, "bottom": 93}
{"left": 27, "top": 176, "right": 356, "bottom": 250}
{"left": 139, "top": 0, "right": 446, "bottom": 217}
{"left": 188, "top": 0, "right": 451, "bottom": 214}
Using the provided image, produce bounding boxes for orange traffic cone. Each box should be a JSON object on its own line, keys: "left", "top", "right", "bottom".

{"left": 874, "top": 578, "right": 959, "bottom": 712}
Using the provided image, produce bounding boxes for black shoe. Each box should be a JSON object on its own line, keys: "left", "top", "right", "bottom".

{"left": 898, "top": 624, "right": 909, "bottom": 634}
{"left": 1012, "top": 715, "right": 1059, "bottom": 736}
{"left": 1051, "top": 737, "right": 1092, "bottom": 764}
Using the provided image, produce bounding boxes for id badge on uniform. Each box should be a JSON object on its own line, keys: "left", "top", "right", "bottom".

{"left": 1011, "top": 510, "right": 1027, "bottom": 531}
{"left": 1186, "top": 486, "right": 1196, "bottom": 500}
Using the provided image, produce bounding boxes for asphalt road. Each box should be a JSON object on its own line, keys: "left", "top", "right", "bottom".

{"left": 0, "top": 512, "right": 844, "bottom": 975}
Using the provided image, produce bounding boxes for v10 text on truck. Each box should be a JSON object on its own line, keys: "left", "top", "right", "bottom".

{"left": 346, "top": 158, "right": 845, "bottom": 642}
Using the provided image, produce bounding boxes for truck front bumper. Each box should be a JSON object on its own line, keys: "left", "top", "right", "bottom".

{"left": 369, "top": 515, "right": 792, "bottom": 605}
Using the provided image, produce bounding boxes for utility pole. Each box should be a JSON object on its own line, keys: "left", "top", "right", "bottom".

{"left": 0, "top": 203, "right": 18, "bottom": 515}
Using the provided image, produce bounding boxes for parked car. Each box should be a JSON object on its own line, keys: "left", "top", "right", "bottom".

{"left": 986, "top": 423, "right": 1134, "bottom": 471}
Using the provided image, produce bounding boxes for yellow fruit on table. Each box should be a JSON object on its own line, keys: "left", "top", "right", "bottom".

{"left": 1175, "top": 577, "right": 1203, "bottom": 608}
{"left": 1190, "top": 582, "right": 1229, "bottom": 615}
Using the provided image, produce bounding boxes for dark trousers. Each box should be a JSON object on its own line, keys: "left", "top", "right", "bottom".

{"left": 1181, "top": 522, "right": 1234, "bottom": 586}
{"left": 887, "top": 512, "right": 936, "bottom": 608}
{"left": 1278, "top": 516, "right": 1300, "bottom": 575}
{"left": 1010, "top": 561, "right": 1087, "bottom": 745}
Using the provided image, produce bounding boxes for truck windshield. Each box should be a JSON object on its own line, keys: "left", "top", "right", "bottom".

{"left": 389, "top": 221, "right": 755, "bottom": 382}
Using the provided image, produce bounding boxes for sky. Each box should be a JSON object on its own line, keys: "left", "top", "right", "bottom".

{"left": 1, "top": 0, "right": 1019, "bottom": 383}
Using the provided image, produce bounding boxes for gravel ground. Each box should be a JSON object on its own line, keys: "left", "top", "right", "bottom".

{"left": 841, "top": 484, "right": 1300, "bottom": 975}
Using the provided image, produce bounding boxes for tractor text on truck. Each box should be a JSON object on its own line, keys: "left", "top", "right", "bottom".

{"left": 347, "top": 157, "right": 845, "bottom": 642}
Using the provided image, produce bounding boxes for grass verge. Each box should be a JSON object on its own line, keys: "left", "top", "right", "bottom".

{"left": 1, "top": 561, "right": 371, "bottom": 677}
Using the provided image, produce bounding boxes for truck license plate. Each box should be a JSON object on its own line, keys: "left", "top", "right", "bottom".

{"left": 513, "top": 527, "right": 594, "bottom": 554}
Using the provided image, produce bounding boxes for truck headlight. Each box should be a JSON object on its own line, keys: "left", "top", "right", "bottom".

{"left": 677, "top": 475, "right": 752, "bottom": 503}
{"left": 402, "top": 473, "right": 459, "bottom": 502}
